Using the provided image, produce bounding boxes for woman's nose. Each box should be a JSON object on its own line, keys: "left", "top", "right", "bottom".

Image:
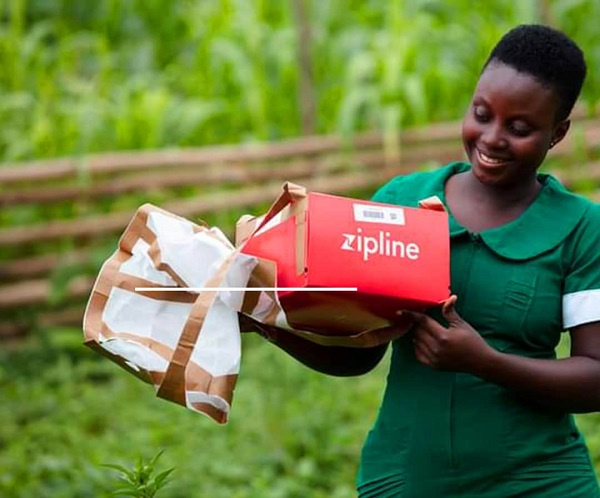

{"left": 481, "top": 123, "right": 508, "bottom": 149}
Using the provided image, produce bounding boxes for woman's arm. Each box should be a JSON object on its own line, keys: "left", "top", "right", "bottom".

{"left": 239, "top": 314, "right": 390, "bottom": 377}
{"left": 475, "top": 321, "right": 600, "bottom": 413}
{"left": 409, "top": 297, "right": 600, "bottom": 413}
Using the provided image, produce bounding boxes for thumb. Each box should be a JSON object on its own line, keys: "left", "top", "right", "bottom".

{"left": 442, "top": 295, "right": 462, "bottom": 324}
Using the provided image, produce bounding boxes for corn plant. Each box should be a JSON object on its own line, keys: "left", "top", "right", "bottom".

{"left": 2, "top": 0, "right": 599, "bottom": 163}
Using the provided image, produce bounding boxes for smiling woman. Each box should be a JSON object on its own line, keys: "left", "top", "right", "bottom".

{"left": 256, "top": 24, "right": 600, "bottom": 498}
{"left": 357, "top": 25, "right": 600, "bottom": 498}
{"left": 448, "top": 62, "right": 569, "bottom": 232}
{"left": 463, "top": 64, "right": 563, "bottom": 187}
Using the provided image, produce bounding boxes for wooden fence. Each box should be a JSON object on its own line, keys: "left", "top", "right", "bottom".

{"left": 2, "top": 112, "right": 600, "bottom": 338}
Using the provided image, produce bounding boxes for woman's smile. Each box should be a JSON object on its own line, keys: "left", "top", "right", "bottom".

{"left": 476, "top": 149, "right": 512, "bottom": 167}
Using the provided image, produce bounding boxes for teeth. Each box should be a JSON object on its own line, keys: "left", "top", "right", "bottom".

{"left": 478, "top": 150, "right": 505, "bottom": 165}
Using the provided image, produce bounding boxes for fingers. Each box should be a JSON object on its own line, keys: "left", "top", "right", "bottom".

{"left": 442, "top": 294, "right": 458, "bottom": 313}
{"left": 413, "top": 328, "right": 438, "bottom": 367}
{"left": 414, "top": 341, "right": 435, "bottom": 366}
{"left": 442, "top": 294, "right": 462, "bottom": 325}
{"left": 401, "top": 310, "right": 435, "bottom": 328}
{"left": 394, "top": 311, "right": 416, "bottom": 329}
{"left": 409, "top": 312, "right": 447, "bottom": 342}
{"left": 410, "top": 305, "right": 452, "bottom": 368}
{"left": 397, "top": 300, "right": 463, "bottom": 369}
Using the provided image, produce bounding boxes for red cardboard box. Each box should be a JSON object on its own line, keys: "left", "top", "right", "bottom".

{"left": 238, "top": 183, "right": 450, "bottom": 337}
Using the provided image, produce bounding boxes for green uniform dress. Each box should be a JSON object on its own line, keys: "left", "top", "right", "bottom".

{"left": 357, "top": 162, "right": 600, "bottom": 497}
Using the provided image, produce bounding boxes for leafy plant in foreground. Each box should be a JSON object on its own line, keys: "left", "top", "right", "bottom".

{"left": 102, "top": 450, "right": 175, "bottom": 497}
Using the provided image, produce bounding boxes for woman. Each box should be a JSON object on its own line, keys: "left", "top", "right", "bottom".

{"left": 256, "top": 25, "right": 600, "bottom": 496}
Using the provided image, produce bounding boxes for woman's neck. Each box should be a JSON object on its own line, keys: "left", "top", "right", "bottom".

{"left": 461, "top": 170, "right": 542, "bottom": 209}
{"left": 444, "top": 170, "right": 543, "bottom": 233}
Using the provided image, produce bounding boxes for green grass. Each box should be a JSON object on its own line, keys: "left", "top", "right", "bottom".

{"left": 0, "top": 328, "right": 389, "bottom": 497}
{"left": 1, "top": 330, "right": 599, "bottom": 497}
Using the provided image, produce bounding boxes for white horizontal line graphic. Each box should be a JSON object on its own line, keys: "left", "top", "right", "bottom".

{"left": 135, "top": 287, "right": 358, "bottom": 292}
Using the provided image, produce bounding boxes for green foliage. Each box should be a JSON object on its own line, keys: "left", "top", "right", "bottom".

{"left": 1, "top": 0, "right": 599, "bottom": 162}
{"left": 1, "top": 330, "right": 599, "bottom": 496}
{"left": 2, "top": 3, "right": 600, "bottom": 496}
{"left": 102, "top": 451, "right": 174, "bottom": 497}
{"left": 0, "top": 330, "right": 388, "bottom": 497}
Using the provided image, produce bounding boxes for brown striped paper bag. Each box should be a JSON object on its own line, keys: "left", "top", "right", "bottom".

{"left": 83, "top": 203, "right": 278, "bottom": 424}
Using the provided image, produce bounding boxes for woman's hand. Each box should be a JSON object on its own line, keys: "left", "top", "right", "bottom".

{"left": 402, "top": 299, "right": 600, "bottom": 412}
{"left": 406, "top": 295, "right": 497, "bottom": 375}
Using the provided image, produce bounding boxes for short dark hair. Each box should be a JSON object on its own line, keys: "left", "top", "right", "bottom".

{"left": 483, "top": 24, "right": 587, "bottom": 122}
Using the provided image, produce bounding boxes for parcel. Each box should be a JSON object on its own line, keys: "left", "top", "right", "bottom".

{"left": 83, "top": 183, "right": 450, "bottom": 423}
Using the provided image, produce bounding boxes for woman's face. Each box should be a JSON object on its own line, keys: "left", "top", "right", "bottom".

{"left": 462, "top": 61, "right": 567, "bottom": 188}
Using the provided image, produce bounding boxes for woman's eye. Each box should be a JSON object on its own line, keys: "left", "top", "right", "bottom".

{"left": 473, "top": 107, "right": 489, "bottom": 122}
{"left": 509, "top": 122, "right": 531, "bottom": 137}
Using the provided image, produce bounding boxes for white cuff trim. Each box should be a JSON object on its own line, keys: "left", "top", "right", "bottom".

{"left": 563, "top": 289, "right": 600, "bottom": 329}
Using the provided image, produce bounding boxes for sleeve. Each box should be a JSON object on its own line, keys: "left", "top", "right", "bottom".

{"left": 562, "top": 203, "right": 600, "bottom": 329}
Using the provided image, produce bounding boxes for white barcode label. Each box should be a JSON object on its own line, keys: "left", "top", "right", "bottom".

{"left": 353, "top": 204, "right": 405, "bottom": 225}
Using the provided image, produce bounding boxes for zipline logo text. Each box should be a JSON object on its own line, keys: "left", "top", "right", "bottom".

{"left": 340, "top": 228, "right": 421, "bottom": 261}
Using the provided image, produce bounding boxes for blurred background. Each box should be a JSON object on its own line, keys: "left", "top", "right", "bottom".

{"left": 1, "top": 1, "right": 600, "bottom": 496}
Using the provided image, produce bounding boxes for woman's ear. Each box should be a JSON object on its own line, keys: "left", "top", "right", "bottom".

{"left": 549, "top": 120, "right": 570, "bottom": 149}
